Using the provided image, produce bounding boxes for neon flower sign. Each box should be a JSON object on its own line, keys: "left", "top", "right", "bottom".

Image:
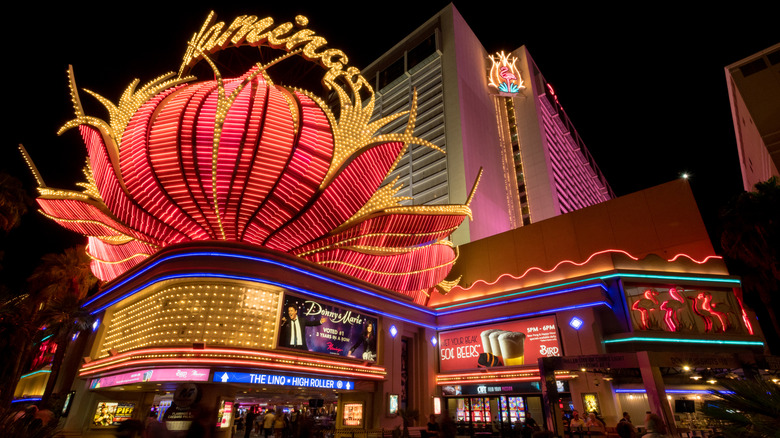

{"left": 488, "top": 51, "right": 524, "bottom": 95}
{"left": 22, "top": 12, "right": 479, "bottom": 303}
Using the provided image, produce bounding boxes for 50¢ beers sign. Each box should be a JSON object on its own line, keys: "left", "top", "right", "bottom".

{"left": 438, "top": 315, "right": 562, "bottom": 371}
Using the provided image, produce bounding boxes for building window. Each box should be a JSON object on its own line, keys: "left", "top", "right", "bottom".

{"left": 739, "top": 58, "right": 767, "bottom": 77}
{"left": 407, "top": 33, "right": 437, "bottom": 72}
{"left": 379, "top": 57, "right": 406, "bottom": 89}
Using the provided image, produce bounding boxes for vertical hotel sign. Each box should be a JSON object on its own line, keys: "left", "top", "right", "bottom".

{"left": 438, "top": 315, "right": 561, "bottom": 372}
{"left": 488, "top": 51, "right": 524, "bottom": 96}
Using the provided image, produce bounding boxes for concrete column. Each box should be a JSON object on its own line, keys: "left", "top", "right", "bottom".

{"left": 538, "top": 357, "right": 564, "bottom": 436}
{"left": 636, "top": 351, "right": 676, "bottom": 436}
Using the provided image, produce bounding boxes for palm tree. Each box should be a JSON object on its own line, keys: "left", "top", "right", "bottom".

{"left": 0, "top": 172, "right": 31, "bottom": 294}
{"left": 0, "top": 172, "right": 31, "bottom": 235}
{"left": 26, "top": 246, "right": 98, "bottom": 407}
{"left": 0, "top": 292, "right": 43, "bottom": 408}
{"left": 0, "top": 247, "right": 98, "bottom": 409}
{"left": 28, "top": 246, "right": 98, "bottom": 302}
{"left": 720, "top": 176, "right": 780, "bottom": 353}
{"left": 701, "top": 377, "right": 780, "bottom": 437}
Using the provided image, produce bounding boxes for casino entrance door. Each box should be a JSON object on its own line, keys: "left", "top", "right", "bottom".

{"left": 223, "top": 380, "right": 342, "bottom": 420}
{"left": 447, "top": 395, "right": 546, "bottom": 430}
{"left": 147, "top": 381, "right": 343, "bottom": 434}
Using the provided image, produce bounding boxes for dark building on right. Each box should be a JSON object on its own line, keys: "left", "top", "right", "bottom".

{"left": 725, "top": 42, "right": 780, "bottom": 190}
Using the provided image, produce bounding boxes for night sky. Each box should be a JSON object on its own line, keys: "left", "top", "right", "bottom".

{"left": 2, "top": 2, "right": 777, "bottom": 287}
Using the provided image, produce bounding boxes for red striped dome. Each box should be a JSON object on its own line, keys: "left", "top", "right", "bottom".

{"left": 34, "top": 63, "right": 475, "bottom": 304}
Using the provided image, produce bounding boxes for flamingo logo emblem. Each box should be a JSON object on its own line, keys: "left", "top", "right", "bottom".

{"left": 489, "top": 51, "right": 524, "bottom": 94}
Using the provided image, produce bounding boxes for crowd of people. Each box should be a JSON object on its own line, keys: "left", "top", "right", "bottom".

{"left": 239, "top": 406, "right": 323, "bottom": 438}
{"left": 564, "top": 409, "right": 668, "bottom": 438}
{"left": 0, "top": 404, "right": 58, "bottom": 436}
{"left": 4, "top": 401, "right": 683, "bottom": 438}
{"left": 426, "top": 411, "right": 546, "bottom": 438}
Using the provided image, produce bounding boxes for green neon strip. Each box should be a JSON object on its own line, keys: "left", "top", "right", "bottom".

{"left": 20, "top": 370, "right": 51, "bottom": 379}
{"left": 435, "top": 278, "right": 604, "bottom": 310}
{"left": 601, "top": 273, "right": 741, "bottom": 285}
{"left": 603, "top": 337, "right": 763, "bottom": 346}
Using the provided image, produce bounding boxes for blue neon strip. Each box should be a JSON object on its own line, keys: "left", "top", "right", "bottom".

{"left": 603, "top": 337, "right": 764, "bottom": 346}
{"left": 89, "top": 272, "right": 438, "bottom": 330}
{"left": 437, "top": 301, "right": 612, "bottom": 331}
{"left": 12, "top": 397, "right": 42, "bottom": 403}
{"left": 84, "top": 251, "right": 435, "bottom": 316}
{"left": 435, "top": 273, "right": 737, "bottom": 312}
{"left": 86, "top": 251, "right": 610, "bottom": 320}
{"left": 436, "top": 282, "right": 609, "bottom": 315}
{"left": 88, "top": 271, "right": 611, "bottom": 331}
{"left": 615, "top": 389, "right": 734, "bottom": 395}
{"left": 82, "top": 250, "right": 740, "bottom": 323}
{"left": 40, "top": 334, "right": 53, "bottom": 342}
{"left": 600, "top": 273, "right": 740, "bottom": 285}
{"left": 20, "top": 370, "right": 51, "bottom": 379}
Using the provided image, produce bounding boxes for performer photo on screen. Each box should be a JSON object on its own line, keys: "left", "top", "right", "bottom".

{"left": 348, "top": 322, "right": 377, "bottom": 361}
{"left": 279, "top": 305, "right": 326, "bottom": 350}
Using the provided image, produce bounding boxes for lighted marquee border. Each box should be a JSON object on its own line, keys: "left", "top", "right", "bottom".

{"left": 436, "top": 369, "right": 575, "bottom": 386}
{"left": 79, "top": 346, "right": 387, "bottom": 380}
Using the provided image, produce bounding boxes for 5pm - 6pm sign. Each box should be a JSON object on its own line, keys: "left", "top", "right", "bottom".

{"left": 213, "top": 371, "right": 353, "bottom": 390}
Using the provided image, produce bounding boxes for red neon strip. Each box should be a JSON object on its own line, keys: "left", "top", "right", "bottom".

{"left": 179, "top": 81, "right": 221, "bottom": 238}
{"left": 244, "top": 89, "right": 331, "bottom": 245}
{"left": 150, "top": 83, "right": 216, "bottom": 239}
{"left": 454, "top": 249, "right": 721, "bottom": 292}
{"left": 265, "top": 139, "right": 405, "bottom": 252}
{"left": 294, "top": 213, "right": 465, "bottom": 256}
{"left": 308, "top": 244, "right": 456, "bottom": 292}
{"left": 122, "top": 86, "right": 207, "bottom": 241}
{"left": 735, "top": 296, "right": 754, "bottom": 335}
{"left": 690, "top": 293, "right": 712, "bottom": 333}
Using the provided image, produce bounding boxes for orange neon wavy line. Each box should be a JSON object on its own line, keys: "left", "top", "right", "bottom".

{"left": 454, "top": 249, "right": 722, "bottom": 292}
{"left": 667, "top": 254, "right": 723, "bottom": 263}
